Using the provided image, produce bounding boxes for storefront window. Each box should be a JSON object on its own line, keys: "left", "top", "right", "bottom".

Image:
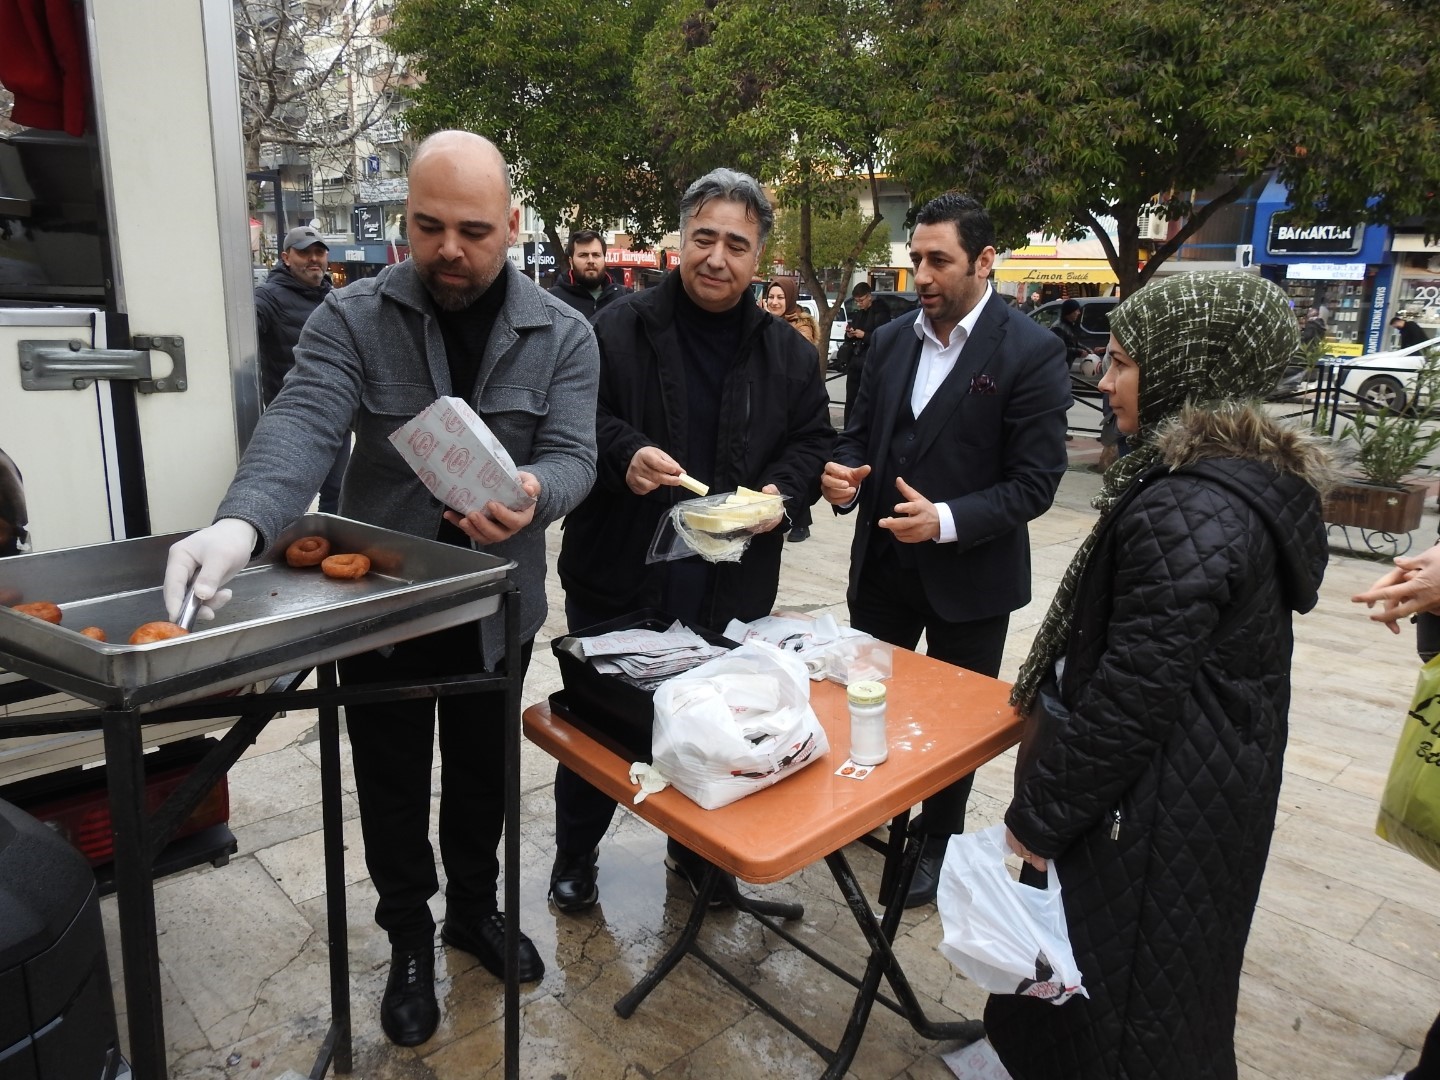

{"left": 1394, "top": 275, "right": 1440, "bottom": 336}
{"left": 1271, "top": 275, "right": 1373, "bottom": 352}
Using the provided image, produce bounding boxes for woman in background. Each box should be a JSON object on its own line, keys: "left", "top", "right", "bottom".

{"left": 765, "top": 278, "right": 821, "bottom": 542}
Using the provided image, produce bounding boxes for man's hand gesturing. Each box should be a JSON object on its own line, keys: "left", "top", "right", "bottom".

{"left": 821, "top": 462, "right": 871, "bottom": 506}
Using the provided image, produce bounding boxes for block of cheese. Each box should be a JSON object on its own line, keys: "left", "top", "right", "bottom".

{"left": 679, "top": 488, "right": 784, "bottom": 533}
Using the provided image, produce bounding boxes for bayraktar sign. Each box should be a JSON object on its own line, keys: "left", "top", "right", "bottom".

{"left": 1267, "top": 213, "right": 1364, "bottom": 256}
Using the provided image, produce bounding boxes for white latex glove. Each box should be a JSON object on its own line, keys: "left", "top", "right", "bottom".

{"left": 163, "top": 518, "right": 256, "bottom": 622}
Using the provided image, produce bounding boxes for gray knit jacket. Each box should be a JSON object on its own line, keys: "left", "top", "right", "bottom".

{"left": 217, "top": 258, "right": 599, "bottom": 664}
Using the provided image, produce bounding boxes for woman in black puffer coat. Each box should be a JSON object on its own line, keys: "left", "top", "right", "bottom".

{"left": 989, "top": 272, "right": 1334, "bottom": 1080}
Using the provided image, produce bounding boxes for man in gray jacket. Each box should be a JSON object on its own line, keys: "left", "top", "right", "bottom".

{"left": 162, "top": 132, "right": 599, "bottom": 1048}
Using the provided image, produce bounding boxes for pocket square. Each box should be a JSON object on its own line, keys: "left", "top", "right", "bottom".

{"left": 969, "top": 373, "right": 997, "bottom": 395}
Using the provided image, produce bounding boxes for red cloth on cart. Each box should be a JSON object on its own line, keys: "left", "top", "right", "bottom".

{"left": 0, "top": 0, "right": 90, "bottom": 136}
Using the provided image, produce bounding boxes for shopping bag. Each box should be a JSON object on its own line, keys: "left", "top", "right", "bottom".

{"left": 1376, "top": 654, "right": 1440, "bottom": 872}
{"left": 935, "top": 825, "right": 1086, "bottom": 1005}
{"left": 650, "top": 642, "right": 828, "bottom": 810}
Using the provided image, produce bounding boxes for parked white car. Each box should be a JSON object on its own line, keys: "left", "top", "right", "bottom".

{"left": 1325, "top": 337, "right": 1440, "bottom": 412}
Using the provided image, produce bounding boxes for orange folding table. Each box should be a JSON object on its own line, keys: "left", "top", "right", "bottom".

{"left": 523, "top": 647, "right": 1022, "bottom": 1077}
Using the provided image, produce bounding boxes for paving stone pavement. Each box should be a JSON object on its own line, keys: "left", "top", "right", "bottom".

{"left": 87, "top": 459, "right": 1439, "bottom": 1079}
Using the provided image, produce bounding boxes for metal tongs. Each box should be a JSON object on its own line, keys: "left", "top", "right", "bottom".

{"left": 175, "top": 578, "right": 202, "bottom": 632}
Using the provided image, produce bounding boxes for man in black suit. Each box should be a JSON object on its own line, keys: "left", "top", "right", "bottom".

{"left": 822, "top": 192, "right": 1071, "bottom": 907}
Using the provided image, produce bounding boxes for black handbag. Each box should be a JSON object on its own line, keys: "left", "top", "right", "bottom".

{"left": 1015, "top": 671, "right": 1068, "bottom": 787}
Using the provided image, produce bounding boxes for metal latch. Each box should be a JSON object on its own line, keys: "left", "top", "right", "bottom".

{"left": 18, "top": 336, "right": 188, "bottom": 393}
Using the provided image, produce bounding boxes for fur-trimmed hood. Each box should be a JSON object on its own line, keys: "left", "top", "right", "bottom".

{"left": 1151, "top": 401, "right": 1330, "bottom": 615}
{"left": 1154, "top": 401, "right": 1338, "bottom": 497}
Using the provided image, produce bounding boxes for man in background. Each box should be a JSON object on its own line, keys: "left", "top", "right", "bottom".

{"left": 549, "top": 228, "right": 626, "bottom": 320}
{"left": 1392, "top": 314, "right": 1433, "bottom": 350}
{"left": 842, "top": 281, "right": 893, "bottom": 424}
{"left": 254, "top": 226, "right": 348, "bottom": 513}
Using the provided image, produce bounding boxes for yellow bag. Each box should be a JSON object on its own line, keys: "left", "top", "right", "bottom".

{"left": 1376, "top": 654, "right": 1440, "bottom": 872}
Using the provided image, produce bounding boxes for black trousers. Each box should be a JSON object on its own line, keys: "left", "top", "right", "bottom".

{"left": 849, "top": 540, "right": 1009, "bottom": 835}
{"left": 1407, "top": 1010, "right": 1440, "bottom": 1080}
{"left": 340, "top": 621, "right": 532, "bottom": 949}
{"left": 553, "top": 597, "right": 629, "bottom": 854}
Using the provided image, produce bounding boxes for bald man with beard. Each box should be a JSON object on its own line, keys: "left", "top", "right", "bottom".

{"left": 163, "top": 131, "right": 599, "bottom": 1046}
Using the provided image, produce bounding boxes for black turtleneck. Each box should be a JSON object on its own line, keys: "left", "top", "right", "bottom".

{"left": 431, "top": 269, "right": 509, "bottom": 547}
{"left": 673, "top": 284, "right": 746, "bottom": 487}
{"left": 433, "top": 269, "right": 509, "bottom": 401}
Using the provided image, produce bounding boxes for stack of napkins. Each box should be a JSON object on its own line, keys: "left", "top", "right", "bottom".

{"left": 580, "top": 622, "right": 729, "bottom": 690}
{"left": 388, "top": 396, "right": 535, "bottom": 516}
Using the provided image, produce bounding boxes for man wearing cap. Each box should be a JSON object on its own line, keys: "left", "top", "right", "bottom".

{"left": 255, "top": 226, "right": 348, "bottom": 513}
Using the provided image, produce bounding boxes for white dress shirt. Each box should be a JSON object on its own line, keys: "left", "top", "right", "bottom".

{"left": 910, "top": 285, "right": 992, "bottom": 543}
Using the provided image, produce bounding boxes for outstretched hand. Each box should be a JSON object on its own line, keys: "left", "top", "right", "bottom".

{"left": 1353, "top": 543, "right": 1440, "bottom": 633}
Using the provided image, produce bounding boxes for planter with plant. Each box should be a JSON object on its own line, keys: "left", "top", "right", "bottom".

{"left": 1324, "top": 352, "right": 1440, "bottom": 535}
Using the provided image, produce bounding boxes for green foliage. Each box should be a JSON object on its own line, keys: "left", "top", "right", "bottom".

{"left": 386, "top": 0, "right": 671, "bottom": 244}
{"left": 1340, "top": 352, "right": 1440, "bottom": 488}
{"left": 883, "top": 0, "right": 1440, "bottom": 297}
{"left": 771, "top": 205, "right": 891, "bottom": 278}
{"left": 637, "top": 0, "right": 890, "bottom": 338}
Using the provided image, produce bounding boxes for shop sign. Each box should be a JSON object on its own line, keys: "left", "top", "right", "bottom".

{"left": 606, "top": 249, "right": 661, "bottom": 268}
{"left": 1365, "top": 270, "right": 1392, "bottom": 353}
{"left": 1284, "top": 262, "right": 1366, "bottom": 281}
{"left": 1267, "top": 214, "right": 1363, "bottom": 256}
{"left": 523, "top": 241, "right": 556, "bottom": 269}
{"left": 352, "top": 204, "right": 384, "bottom": 242}
{"left": 343, "top": 248, "right": 364, "bottom": 261}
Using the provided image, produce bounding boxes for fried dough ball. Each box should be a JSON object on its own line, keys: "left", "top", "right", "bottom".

{"left": 128, "top": 621, "right": 189, "bottom": 645}
{"left": 13, "top": 601, "right": 61, "bottom": 624}
{"left": 321, "top": 553, "right": 370, "bottom": 579}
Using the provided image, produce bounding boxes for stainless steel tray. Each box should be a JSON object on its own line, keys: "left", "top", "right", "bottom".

{"left": 0, "top": 514, "right": 515, "bottom": 709}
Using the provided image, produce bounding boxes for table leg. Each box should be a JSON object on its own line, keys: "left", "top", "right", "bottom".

{"left": 314, "top": 663, "right": 352, "bottom": 1076}
{"left": 820, "top": 843, "right": 983, "bottom": 1080}
{"left": 104, "top": 709, "right": 167, "bottom": 1080}
{"left": 613, "top": 867, "right": 721, "bottom": 1018}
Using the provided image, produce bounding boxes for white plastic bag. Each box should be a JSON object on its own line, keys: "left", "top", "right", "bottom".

{"left": 936, "top": 825, "right": 1087, "bottom": 1005}
{"left": 650, "top": 642, "right": 828, "bottom": 810}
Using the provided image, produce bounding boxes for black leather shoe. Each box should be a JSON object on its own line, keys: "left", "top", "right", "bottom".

{"left": 441, "top": 911, "right": 545, "bottom": 983}
{"left": 664, "top": 839, "right": 733, "bottom": 908}
{"left": 903, "top": 835, "right": 951, "bottom": 909}
{"left": 549, "top": 847, "right": 599, "bottom": 913}
{"left": 786, "top": 526, "right": 810, "bottom": 543}
{"left": 380, "top": 946, "right": 438, "bottom": 1047}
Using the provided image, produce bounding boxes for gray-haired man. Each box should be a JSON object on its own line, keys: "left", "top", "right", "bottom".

{"left": 550, "top": 168, "right": 834, "bottom": 912}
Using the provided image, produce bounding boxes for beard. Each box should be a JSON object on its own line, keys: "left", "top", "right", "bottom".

{"left": 573, "top": 264, "right": 607, "bottom": 288}
{"left": 417, "top": 252, "right": 506, "bottom": 312}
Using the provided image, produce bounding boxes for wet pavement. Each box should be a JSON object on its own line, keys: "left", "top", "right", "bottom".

{"left": 67, "top": 446, "right": 1440, "bottom": 1078}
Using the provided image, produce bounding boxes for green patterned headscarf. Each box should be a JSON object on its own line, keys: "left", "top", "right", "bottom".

{"left": 1010, "top": 271, "right": 1300, "bottom": 709}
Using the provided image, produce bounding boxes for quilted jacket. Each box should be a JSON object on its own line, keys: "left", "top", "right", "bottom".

{"left": 985, "top": 405, "right": 1331, "bottom": 1080}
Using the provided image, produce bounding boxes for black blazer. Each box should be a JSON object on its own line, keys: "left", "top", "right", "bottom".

{"left": 833, "top": 290, "right": 1072, "bottom": 622}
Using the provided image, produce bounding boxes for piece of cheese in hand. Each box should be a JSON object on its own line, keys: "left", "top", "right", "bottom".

{"left": 676, "top": 473, "right": 709, "bottom": 496}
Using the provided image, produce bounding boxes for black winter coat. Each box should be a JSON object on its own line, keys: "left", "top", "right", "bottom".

{"left": 548, "top": 272, "right": 627, "bottom": 321}
{"left": 255, "top": 264, "right": 331, "bottom": 404}
{"left": 557, "top": 271, "right": 834, "bottom": 629}
{"left": 986, "top": 411, "right": 1329, "bottom": 1080}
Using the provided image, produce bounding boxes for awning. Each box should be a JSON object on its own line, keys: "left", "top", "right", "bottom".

{"left": 993, "top": 259, "right": 1118, "bottom": 284}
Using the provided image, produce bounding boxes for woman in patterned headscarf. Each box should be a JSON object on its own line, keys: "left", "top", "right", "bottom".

{"left": 985, "top": 272, "right": 1335, "bottom": 1080}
